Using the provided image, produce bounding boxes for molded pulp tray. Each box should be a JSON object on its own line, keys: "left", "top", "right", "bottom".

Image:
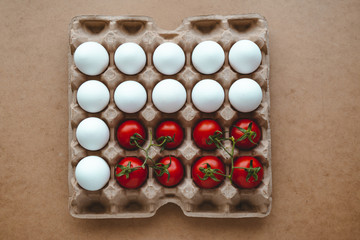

{"left": 68, "top": 14, "right": 272, "bottom": 218}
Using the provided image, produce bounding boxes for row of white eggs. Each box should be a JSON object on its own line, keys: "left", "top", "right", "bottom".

{"left": 77, "top": 78, "right": 262, "bottom": 114}
{"left": 74, "top": 40, "right": 262, "bottom": 76}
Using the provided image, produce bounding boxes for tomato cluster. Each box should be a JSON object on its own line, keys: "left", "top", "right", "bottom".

{"left": 193, "top": 119, "right": 261, "bottom": 150}
{"left": 115, "top": 120, "right": 185, "bottom": 188}
{"left": 114, "top": 118, "right": 264, "bottom": 189}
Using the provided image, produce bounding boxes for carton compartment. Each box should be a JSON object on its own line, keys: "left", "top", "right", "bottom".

{"left": 80, "top": 20, "right": 109, "bottom": 34}
{"left": 117, "top": 20, "right": 148, "bottom": 35}
{"left": 228, "top": 19, "right": 258, "bottom": 33}
{"left": 191, "top": 19, "right": 222, "bottom": 34}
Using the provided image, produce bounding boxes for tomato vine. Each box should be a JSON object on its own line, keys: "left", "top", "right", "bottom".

{"left": 119, "top": 125, "right": 262, "bottom": 187}
{"left": 129, "top": 130, "right": 175, "bottom": 179}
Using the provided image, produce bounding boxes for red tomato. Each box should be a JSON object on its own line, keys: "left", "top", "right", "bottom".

{"left": 116, "top": 120, "right": 146, "bottom": 150}
{"left": 193, "top": 119, "right": 222, "bottom": 150}
{"left": 155, "top": 120, "right": 184, "bottom": 149}
{"left": 115, "top": 157, "right": 147, "bottom": 189}
{"left": 155, "top": 156, "right": 184, "bottom": 187}
{"left": 231, "top": 119, "right": 261, "bottom": 150}
{"left": 232, "top": 156, "right": 264, "bottom": 189}
{"left": 192, "top": 156, "right": 225, "bottom": 189}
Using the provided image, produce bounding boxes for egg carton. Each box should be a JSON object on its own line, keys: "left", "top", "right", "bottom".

{"left": 68, "top": 14, "right": 271, "bottom": 218}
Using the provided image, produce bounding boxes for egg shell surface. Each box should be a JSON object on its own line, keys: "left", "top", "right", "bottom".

{"left": 114, "top": 81, "right": 147, "bottom": 113}
{"left": 114, "top": 42, "right": 146, "bottom": 75}
{"left": 75, "top": 156, "right": 110, "bottom": 191}
{"left": 152, "top": 79, "right": 187, "bottom": 113}
{"left": 73, "top": 41, "right": 109, "bottom": 76}
{"left": 153, "top": 42, "right": 186, "bottom": 75}
{"left": 229, "top": 40, "right": 262, "bottom": 74}
{"left": 76, "top": 117, "right": 110, "bottom": 151}
{"left": 191, "top": 79, "right": 225, "bottom": 113}
{"left": 229, "top": 78, "right": 263, "bottom": 112}
{"left": 77, "top": 80, "right": 110, "bottom": 113}
{"left": 191, "top": 41, "right": 225, "bottom": 74}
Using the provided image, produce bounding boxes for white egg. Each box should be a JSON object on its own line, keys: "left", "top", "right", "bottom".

{"left": 114, "top": 42, "right": 146, "bottom": 75}
{"left": 191, "top": 79, "right": 224, "bottom": 113}
{"left": 152, "top": 79, "right": 186, "bottom": 113}
{"left": 75, "top": 156, "right": 110, "bottom": 191}
{"left": 229, "top": 78, "right": 263, "bottom": 112}
{"left": 153, "top": 42, "right": 185, "bottom": 75}
{"left": 77, "top": 80, "right": 110, "bottom": 113}
{"left": 76, "top": 117, "right": 110, "bottom": 151}
{"left": 114, "top": 81, "right": 147, "bottom": 113}
{"left": 191, "top": 41, "right": 225, "bottom": 74}
{"left": 74, "top": 42, "right": 109, "bottom": 76}
{"left": 229, "top": 40, "right": 262, "bottom": 74}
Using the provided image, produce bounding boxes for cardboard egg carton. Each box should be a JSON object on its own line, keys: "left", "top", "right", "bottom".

{"left": 68, "top": 14, "right": 271, "bottom": 218}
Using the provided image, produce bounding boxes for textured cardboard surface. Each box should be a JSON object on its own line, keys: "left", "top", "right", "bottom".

{"left": 68, "top": 14, "right": 271, "bottom": 218}
{"left": 1, "top": 0, "right": 359, "bottom": 239}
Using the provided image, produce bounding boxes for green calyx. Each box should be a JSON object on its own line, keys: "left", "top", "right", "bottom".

{"left": 115, "top": 161, "right": 142, "bottom": 179}
{"left": 207, "top": 131, "right": 234, "bottom": 158}
{"left": 156, "top": 134, "right": 175, "bottom": 152}
{"left": 130, "top": 133, "right": 145, "bottom": 148}
{"left": 128, "top": 131, "right": 175, "bottom": 178}
{"left": 234, "top": 122, "right": 257, "bottom": 145}
{"left": 152, "top": 156, "right": 172, "bottom": 181}
{"left": 234, "top": 160, "right": 261, "bottom": 182}
{"left": 198, "top": 163, "right": 225, "bottom": 182}
{"left": 206, "top": 130, "right": 224, "bottom": 149}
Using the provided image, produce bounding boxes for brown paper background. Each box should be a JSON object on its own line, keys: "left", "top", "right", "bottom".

{"left": 1, "top": 0, "right": 359, "bottom": 239}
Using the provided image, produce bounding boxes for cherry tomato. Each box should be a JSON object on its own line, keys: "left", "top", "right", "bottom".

{"left": 231, "top": 119, "right": 261, "bottom": 150}
{"left": 155, "top": 156, "right": 184, "bottom": 187}
{"left": 192, "top": 156, "right": 225, "bottom": 189}
{"left": 155, "top": 120, "right": 184, "bottom": 149}
{"left": 116, "top": 120, "right": 146, "bottom": 150}
{"left": 115, "top": 157, "right": 147, "bottom": 189}
{"left": 232, "top": 156, "right": 264, "bottom": 189}
{"left": 193, "top": 119, "right": 222, "bottom": 150}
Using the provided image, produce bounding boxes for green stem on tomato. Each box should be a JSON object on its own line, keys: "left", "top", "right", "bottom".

{"left": 140, "top": 130, "right": 156, "bottom": 168}
{"left": 233, "top": 159, "right": 261, "bottom": 181}
{"left": 198, "top": 163, "right": 226, "bottom": 182}
{"left": 127, "top": 131, "right": 175, "bottom": 179}
{"left": 133, "top": 139, "right": 146, "bottom": 153}
{"left": 152, "top": 156, "right": 172, "bottom": 181}
{"left": 206, "top": 133, "right": 238, "bottom": 183}
{"left": 214, "top": 138, "right": 235, "bottom": 182}
{"left": 228, "top": 136, "right": 236, "bottom": 183}
{"left": 207, "top": 131, "right": 232, "bottom": 157}
{"left": 130, "top": 129, "right": 173, "bottom": 169}
{"left": 234, "top": 122, "right": 257, "bottom": 145}
{"left": 217, "top": 140, "right": 233, "bottom": 158}
{"left": 115, "top": 161, "right": 143, "bottom": 179}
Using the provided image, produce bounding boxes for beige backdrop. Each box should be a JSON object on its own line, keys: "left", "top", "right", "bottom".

{"left": 1, "top": 0, "right": 359, "bottom": 239}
